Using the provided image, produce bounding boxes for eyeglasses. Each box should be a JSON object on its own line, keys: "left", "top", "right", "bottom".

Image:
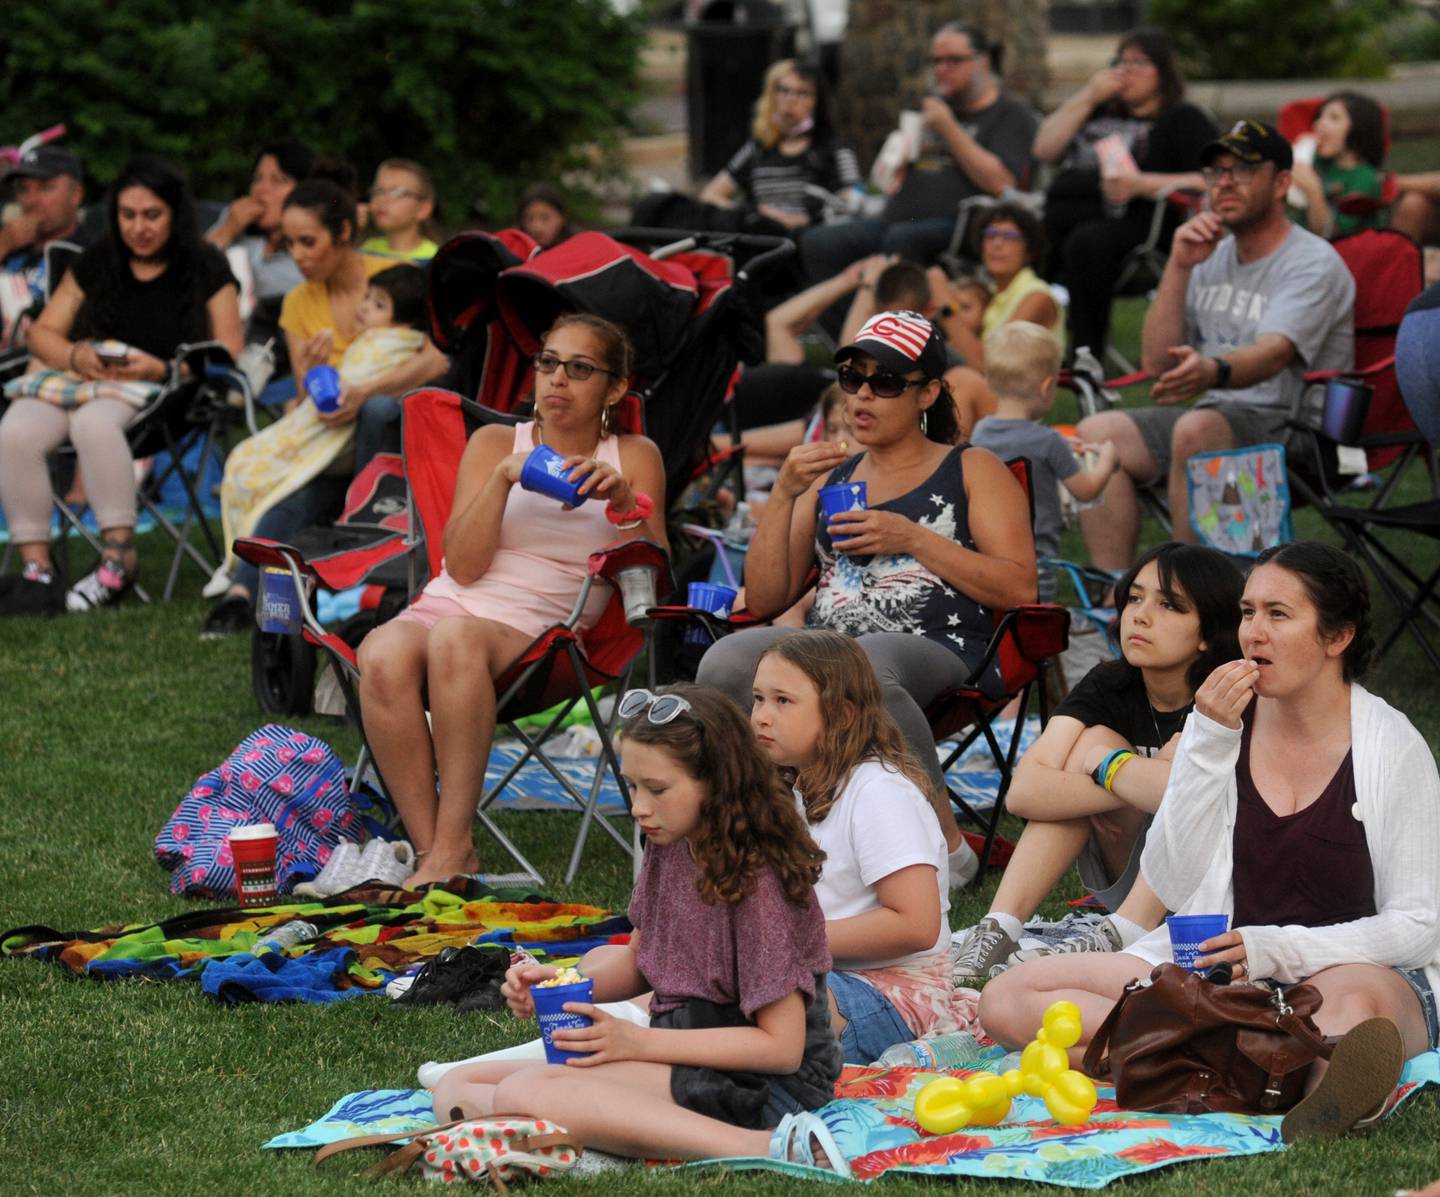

{"left": 931, "top": 53, "right": 979, "bottom": 68}
{"left": 836, "top": 362, "right": 926, "bottom": 398}
{"left": 1201, "top": 162, "right": 1262, "bottom": 186}
{"left": 618, "top": 689, "right": 693, "bottom": 725}
{"left": 982, "top": 226, "right": 1026, "bottom": 243}
{"left": 1109, "top": 56, "right": 1155, "bottom": 70}
{"left": 774, "top": 84, "right": 816, "bottom": 100}
{"left": 532, "top": 351, "right": 620, "bottom": 382}
{"left": 368, "top": 186, "right": 423, "bottom": 201}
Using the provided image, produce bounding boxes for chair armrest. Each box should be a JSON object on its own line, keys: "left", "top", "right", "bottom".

{"left": 1303, "top": 355, "right": 1395, "bottom": 385}
{"left": 588, "top": 538, "right": 674, "bottom": 594}
{"left": 232, "top": 537, "right": 322, "bottom": 581}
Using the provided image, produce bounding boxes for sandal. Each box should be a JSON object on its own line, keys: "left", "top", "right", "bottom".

{"left": 768, "top": 1111, "right": 852, "bottom": 1178}
{"left": 1281, "top": 1016, "right": 1405, "bottom": 1144}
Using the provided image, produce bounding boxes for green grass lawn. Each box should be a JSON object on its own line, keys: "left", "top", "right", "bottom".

{"left": 1, "top": 308, "right": 1438, "bottom": 1193}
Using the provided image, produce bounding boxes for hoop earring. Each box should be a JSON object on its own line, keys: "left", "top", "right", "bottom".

{"left": 601, "top": 403, "right": 614, "bottom": 438}
{"left": 920, "top": 408, "right": 929, "bottom": 435}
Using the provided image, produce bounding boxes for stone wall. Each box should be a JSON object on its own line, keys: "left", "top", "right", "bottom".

{"left": 835, "top": 0, "right": 1051, "bottom": 170}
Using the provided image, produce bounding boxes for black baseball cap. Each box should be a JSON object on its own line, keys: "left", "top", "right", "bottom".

{"left": 835, "top": 310, "right": 949, "bottom": 378}
{"left": 2, "top": 146, "right": 84, "bottom": 187}
{"left": 1200, "top": 120, "right": 1293, "bottom": 172}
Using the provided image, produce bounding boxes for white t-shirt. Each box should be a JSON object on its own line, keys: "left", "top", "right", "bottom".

{"left": 799, "top": 758, "right": 950, "bottom": 969}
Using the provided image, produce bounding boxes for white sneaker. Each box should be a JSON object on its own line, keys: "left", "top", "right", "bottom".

{"left": 201, "top": 565, "right": 234, "bottom": 598}
{"left": 357, "top": 838, "right": 416, "bottom": 887}
{"left": 292, "top": 841, "right": 361, "bottom": 898}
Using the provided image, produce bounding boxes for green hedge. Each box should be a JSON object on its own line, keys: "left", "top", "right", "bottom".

{"left": 0, "top": 0, "right": 643, "bottom": 227}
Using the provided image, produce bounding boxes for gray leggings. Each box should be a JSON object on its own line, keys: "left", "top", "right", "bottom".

{"left": 696, "top": 626, "right": 976, "bottom": 795}
{"left": 0, "top": 396, "right": 138, "bottom": 542}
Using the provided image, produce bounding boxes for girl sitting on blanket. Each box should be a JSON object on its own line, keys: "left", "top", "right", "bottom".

{"left": 980, "top": 541, "right": 1440, "bottom": 1144}
{"left": 430, "top": 685, "right": 852, "bottom": 1175}
{"left": 203, "top": 263, "right": 428, "bottom": 632}
{"left": 751, "top": 629, "right": 972, "bottom": 1063}
{"left": 953, "top": 542, "right": 1244, "bottom": 983}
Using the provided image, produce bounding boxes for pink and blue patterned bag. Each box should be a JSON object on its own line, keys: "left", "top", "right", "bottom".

{"left": 154, "top": 725, "right": 360, "bottom": 899}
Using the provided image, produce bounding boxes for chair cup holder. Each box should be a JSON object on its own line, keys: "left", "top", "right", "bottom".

{"left": 615, "top": 565, "right": 659, "bottom": 626}
{"left": 1322, "top": 376, "right": 1372, "bottom": 445}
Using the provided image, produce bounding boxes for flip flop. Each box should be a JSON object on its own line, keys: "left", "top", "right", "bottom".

{"left": 1281, "top": 1016, "right": 1405, "bottom": 1144}
{"left": 768, "top": 1111, "right": 852, "bottom": 1178}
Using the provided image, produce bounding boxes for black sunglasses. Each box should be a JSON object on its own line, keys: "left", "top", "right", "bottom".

{"left": 836, "top": 362, "right": 927, "bottom": 399}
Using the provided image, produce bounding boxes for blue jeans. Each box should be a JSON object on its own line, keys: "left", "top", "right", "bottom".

{"left": 354, "top": 392, "right": 402, "bottom": 474}
{"left": 827, "top": 969, "right": 915, "bottom": 1065}
{"left": 1396, "top": 966, "right": 1440, "bottom": 1051}
{"left": 231, "top": 476, "right": 348, "bottom": 599}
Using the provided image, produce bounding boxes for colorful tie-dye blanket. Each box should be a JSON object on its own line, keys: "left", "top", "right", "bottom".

{"left": 1, "top": 882, "right": 627, "bottom": 1001}
{"left": 269, "top": 1049, "right": 1440, "bottom": 1186}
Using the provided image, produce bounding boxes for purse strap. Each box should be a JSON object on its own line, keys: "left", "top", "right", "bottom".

{"left": 1081, "top": 974, "right": 1146, "bottom": 1080}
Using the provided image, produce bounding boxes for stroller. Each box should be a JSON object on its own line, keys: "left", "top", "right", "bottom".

{"left": 250, "top": 226, "right": 792, "bottom": 713}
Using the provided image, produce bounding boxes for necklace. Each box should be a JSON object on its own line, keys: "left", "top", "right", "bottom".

{"left": 1142, "top": 687, "right": 1192, "bottom": 752}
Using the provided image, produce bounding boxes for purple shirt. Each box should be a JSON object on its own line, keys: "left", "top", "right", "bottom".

{"left": 629, "top": 840, "right": 831, "bottom": 1018}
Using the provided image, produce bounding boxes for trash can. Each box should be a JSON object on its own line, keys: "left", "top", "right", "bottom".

{"left": 685, "top": 0, "right": 797, "bottom": 180}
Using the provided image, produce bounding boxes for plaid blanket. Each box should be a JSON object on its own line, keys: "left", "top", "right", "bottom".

{"left": 3, "top": 365, "right": 159, "bottom": 409}
{"left": 1, "top": 882, "right": 628, "bottom": 1000}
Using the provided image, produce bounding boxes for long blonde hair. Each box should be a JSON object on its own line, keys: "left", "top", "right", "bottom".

{"left": 760, "top": 631, "right": 938, "bottom": 824}
{"left": 751, "top": 59, "right": 815, "bottom": 149}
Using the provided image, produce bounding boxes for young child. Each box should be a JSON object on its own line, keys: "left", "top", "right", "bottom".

{"left": 429, "top": 685, "right": 850, "bottom": 1174}
{"left": 203, "top": 264, "right": 428, "bottom": 629}
{"left": 752, "top": 631, "right": 976, "bottom": 1061}
{"left": 361, "top": 159, "right": 439, "bottom": 261}
{"left": 517, "top": 183, "right": 574, "bottom": 250}
{"left": 953, "top": 542, "right": 1244, "bottom": 983}
{"left": 970, "top": 321, "right": 1118, "bottom": 601}
{"left": 1290, "top": 91, "right": 1388, "bottom": 239}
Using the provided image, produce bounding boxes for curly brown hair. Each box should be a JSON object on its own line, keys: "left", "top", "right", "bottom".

{"left": 619, "top": 684, "right": 824, "bottom": 907}
{"left": 759, "top": 631, "right": 939, "bottom": 824}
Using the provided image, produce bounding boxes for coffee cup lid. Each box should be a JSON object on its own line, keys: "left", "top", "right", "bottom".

{"left": 229, "top": 822, "right": 278, "bottom": 840}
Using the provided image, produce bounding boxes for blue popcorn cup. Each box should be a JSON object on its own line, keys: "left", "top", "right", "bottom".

{"left": 519, "top": 443, "right": 589, "bottom": 506}
{"left": 531, "top": 976, "right": 595, "bottom": 1065}
{"left": 685, "top": 582, "right": 737, "bottom": 646}
{"left": 305, "top": 365, "right": 343, "bottom": 413}
{"left": 1166, "top": 913, "right": 1230, "bottom": 973}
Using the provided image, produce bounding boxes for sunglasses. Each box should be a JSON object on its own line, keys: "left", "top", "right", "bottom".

{"left": 618, "top": 688, "right": 693, "bottom": 725}
{"left": 836, "top": 362, "right": 929, "bottom": 398}
{"left": 533, "top": 351, "right": 620, "bottom": 382}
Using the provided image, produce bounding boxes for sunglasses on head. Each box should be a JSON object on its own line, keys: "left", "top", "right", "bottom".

{"left": 618, "top": 688, "right": 693, "bottom": 725}
{"left": 836, "top": 362, "right": 927, "bottom": 398}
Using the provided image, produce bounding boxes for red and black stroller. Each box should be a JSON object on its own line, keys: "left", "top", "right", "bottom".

{"left": 237, "top": 227, "right": 790, "bottom": 881}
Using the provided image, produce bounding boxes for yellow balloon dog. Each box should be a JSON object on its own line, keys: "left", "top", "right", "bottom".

{"left": 913, "top": 1001, "right": 1099, "bottom": 1134}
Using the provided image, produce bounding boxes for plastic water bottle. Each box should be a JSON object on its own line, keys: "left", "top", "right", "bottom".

{"left": 874, "top": 1031, "right": 984, "bottom": 1069}
{"left": 255, "top": 919, "right": 319, "bottom": 954}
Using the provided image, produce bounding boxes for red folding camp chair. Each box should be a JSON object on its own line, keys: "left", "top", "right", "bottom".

{"left": 235, "top": 386, "right": 672, "bottom": 885}
{"left": 645, "top": 457, "right": 1069, "bottom": 882}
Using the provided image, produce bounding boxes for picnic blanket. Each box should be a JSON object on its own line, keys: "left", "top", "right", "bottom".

{"left": 485, "top": 716, "right": 1041, "bottom": 815}
{"left": 267, "top": 1049, "right": 1440, "bottom": 1185}
{"left": 1, "top": 883, "right": 628, "bottom": 1002}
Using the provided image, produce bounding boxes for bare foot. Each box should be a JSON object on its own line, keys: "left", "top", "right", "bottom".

{"left": 405, "top": 851, "right": 481, "bottom": 890}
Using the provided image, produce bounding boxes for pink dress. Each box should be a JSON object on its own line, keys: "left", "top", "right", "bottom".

{"left": 402, "top": 421, "right": 621, "bottom": 639}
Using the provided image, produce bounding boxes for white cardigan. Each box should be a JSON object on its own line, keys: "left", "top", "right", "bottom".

{"left": 1131, "top": 684, "right": 1440, "bottom": 997}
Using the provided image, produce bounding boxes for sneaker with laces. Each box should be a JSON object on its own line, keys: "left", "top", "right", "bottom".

{"left": 1011, "top": 914, "right": 1123, "bottom": 962}
{"left": 357, "top": 838, "right": 417, "bottom": 887}
{"left": 292, "top": 841, "right": 361, "bottom": 899}
{"left": 952, "top": 916, "right": 1020, "bottom": 985}
{"left": 66, "top": 556, "right": 133, "bottom": 612}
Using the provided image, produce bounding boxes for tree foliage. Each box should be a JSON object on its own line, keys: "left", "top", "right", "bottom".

{"left": 0, "top": 0, "right": 643, "bottom": 226}
{"left": 1147, "top": 0, "right": 1396, "bottom": 80}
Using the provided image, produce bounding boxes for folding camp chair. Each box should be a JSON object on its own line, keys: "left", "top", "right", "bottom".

{"left": 42, "top": 340, "right": 249, "bottom": 601}
{"left": 646, "top": 456, "right": 1069, "bottom": 881}
{"left": 1284, "top": 231, "right": 1437, "bottom": 670}
{"left": 234, "top": 386, "right": 672, "bottom": 885}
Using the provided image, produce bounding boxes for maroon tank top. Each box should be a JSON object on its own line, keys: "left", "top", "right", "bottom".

{"left": 1230, "top": 712, "right": 1374, "bottom": 931}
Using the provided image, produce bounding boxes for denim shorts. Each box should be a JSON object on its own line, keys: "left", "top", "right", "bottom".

{"left": 828, "top": 969, "right": 915, "bottom": 1065}
{"left": 1395, "top": 966, "right": 1440, "bottom": 1051}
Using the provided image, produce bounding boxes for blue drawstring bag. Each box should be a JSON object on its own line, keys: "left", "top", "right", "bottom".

{"left": 155, "top": 725, "right": 361, "bottom": 899}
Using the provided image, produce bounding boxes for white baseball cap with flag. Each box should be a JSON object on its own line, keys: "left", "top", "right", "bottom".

{"left": 835, "top": 310, "right": 948, "bottom": 378}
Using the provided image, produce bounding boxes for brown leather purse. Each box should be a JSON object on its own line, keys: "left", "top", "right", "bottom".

{"left": 1081, "top": 963, "right": 1334, "bottom": 1114}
